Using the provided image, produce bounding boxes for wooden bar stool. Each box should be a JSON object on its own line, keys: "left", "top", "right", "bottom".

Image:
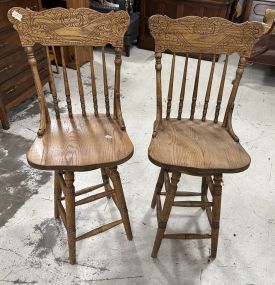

{"left": 148, "top": 15, "right": 270, "bottom": 259}
{"left": 8, "top": 7, "right": 133, "bottom": 264}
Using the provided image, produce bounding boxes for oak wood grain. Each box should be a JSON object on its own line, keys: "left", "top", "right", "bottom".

{"left": 8, "top": 7, "right": 130, "bottom": 48}
{"left": 8, "top": 7, "right": 133, "bottom": 265}
{"left": 149, "top": 15, "right": 269, "bottom": 56}
{"left": 148, "top": 119, "right": 250, "bottom": 175}
{"left": 148, "top": 15, "right": 260, "bottom": 260}
{"left": 27, "top": 114, "right": 134, "bottom": 171}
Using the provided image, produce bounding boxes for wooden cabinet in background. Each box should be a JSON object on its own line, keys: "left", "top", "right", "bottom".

{"left": 138, "top": 0, "right": 238, "bottom": 51}
{"left": 40, "top": 0, "right": 90, "bottom": 69}
{"left": 0, "top": 0, "right": 49, "bottom": 130}
{"left": 0, "top": 0, "right": 102, "bottom": 130}
{"left": 40, "top": 0, "right": 89, "bottom": 9}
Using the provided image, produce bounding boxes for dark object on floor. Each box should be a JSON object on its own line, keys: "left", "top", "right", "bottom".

{"left": 124, "top": 12, "right": 140, "bottom": 56}
{"left": 8, "top": 7, "right": 134, "bottom": 265}
{"left": 147, "top": 15, "right": 268, "bottom": 259}
{"left": 90, "top": 0, "right": 140, "bottom": 56}
{"left": 91, "top": 0, "right": 121, "bottom": 12}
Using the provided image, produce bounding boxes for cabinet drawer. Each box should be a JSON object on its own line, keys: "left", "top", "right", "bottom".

{"left": 249, "top": 0, "right": 275, "bottom": 21}
{"left": 0, "top": 45, "right": 46, "bottom": 84}
{"left": 0, "top": 28, "right": 21, "bottom": 59}
{"left": 0, "top": 0, "right": 39, "bottom": 30}
{"left": 0, "top": 59, "right": 48, "bottom": 104}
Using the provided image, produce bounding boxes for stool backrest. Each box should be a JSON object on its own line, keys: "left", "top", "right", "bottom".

{"left": 8, "top": 7, "right": 129, "bottom": 136}
{"left": 149, "top": 15, "right": 269, "bottom": 140}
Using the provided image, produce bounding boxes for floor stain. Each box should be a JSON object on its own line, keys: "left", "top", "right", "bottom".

{"left": 32, "top": 218, "right": 60, "bottom": 258}
{"left": 0, "top": 132, "right": 50, "bottom": 227}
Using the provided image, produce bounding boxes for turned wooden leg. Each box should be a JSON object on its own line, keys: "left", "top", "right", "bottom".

{"left": 108, "top": 167, "right": 133, "bottom": 241}
{"left": 211, "top": 174, "right": 223, "bottom": 259}
{"left": 64, "top": 171, "right": 76, "bottom": 264}
{"left": 151, "top": 171, "right": 181, "bottom": 258}
{"left": 0, "top": 98, "right": 9, "bottom": 130}
{"left": 101, "top": 168, "right": 112, "bottom": 199}
{"left": 201, "top": 176, "right": 208, "bottom": 210}
{"left": 151, "top": 168, "right": 165, "bottom": 209}
{"left": 54, "top": 171, "right": 62, "bottom": 219}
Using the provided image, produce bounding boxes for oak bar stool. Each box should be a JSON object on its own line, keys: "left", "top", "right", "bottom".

{"left": 8, "top": 7, "right": 133, "bottom": 264}
{"left": 148, "top": 15, "right": 270, "bottom": 259}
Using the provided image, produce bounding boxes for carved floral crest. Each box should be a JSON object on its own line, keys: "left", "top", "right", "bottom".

{"left": 149, "top": 15, "right": 269, "bottom": 56}
{"left": 7, "top": 7, "right": 130, "bottom": 47}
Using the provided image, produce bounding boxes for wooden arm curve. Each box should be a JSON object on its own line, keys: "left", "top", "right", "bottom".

{"left": 223, "top": 57, "right": 246, "bottom": 142}
{"left": 114, "top": 48, "right": 126, "bottom": 130}
{"left": 25, "top": 46, "right": 48, "bottom": 137}
{"left": 153, "top": 52, "right": 163, "bottom": 138}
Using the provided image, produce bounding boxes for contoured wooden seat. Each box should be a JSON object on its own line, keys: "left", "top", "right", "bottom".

{"left": 149, "top": 119, "right": 250, "bottom": 175}
{"left": 8, "top": 7, "right": 133, "bottom": 264}
{"left": 148, "top": 15, "right": 270, "bottom": 259}
{"left": 28, "top": 114, "right": 133, "bottom": 171}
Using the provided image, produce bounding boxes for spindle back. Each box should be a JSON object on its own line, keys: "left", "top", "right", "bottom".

{"left": 149, "top": 15, "right": 269, "bottom": 140}
{"left": 8, "top": 7, "right": 129, "bottom": 136}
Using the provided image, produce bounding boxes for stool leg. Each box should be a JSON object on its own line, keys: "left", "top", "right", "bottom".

{"left": 64, "top": 171, "right": 76, "bottom": 265}
{"left": 211, "top": 174, "right": 223, "bottom": 259}
{"left": 151, "top": 168, "right": 164, "bottom": 209}
{"left": 151, "top": 171, "right": 181, "bottom": 258}
{"left": 101, "top": 168, "right": 112, "bottom": 199}
{"left": 109, "top": 167, "right": 133, "bottom": 241}
{"left": 54, "top": 171, "right": 62, "bottom": 219}
{"left": 201, "top": 176, "right": 208, "bottom": 210}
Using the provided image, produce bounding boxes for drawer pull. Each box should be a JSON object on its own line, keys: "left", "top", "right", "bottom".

{"left": 0, "top": 65, "right": 12, "bottom": 73}
{"left": 6, "top": 86, "right": 17, "bottom": 95}
{"left": 0, "top": 42, "right": 8, "bottom": 48}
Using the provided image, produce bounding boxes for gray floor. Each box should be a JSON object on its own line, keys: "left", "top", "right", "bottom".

{"left": 0, "top": 46, "right": 275, "bottom": 284}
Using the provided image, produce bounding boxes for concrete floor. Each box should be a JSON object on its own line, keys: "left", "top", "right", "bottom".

{"left": 0, "top": 46, "right": 275, "bottom": 284}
